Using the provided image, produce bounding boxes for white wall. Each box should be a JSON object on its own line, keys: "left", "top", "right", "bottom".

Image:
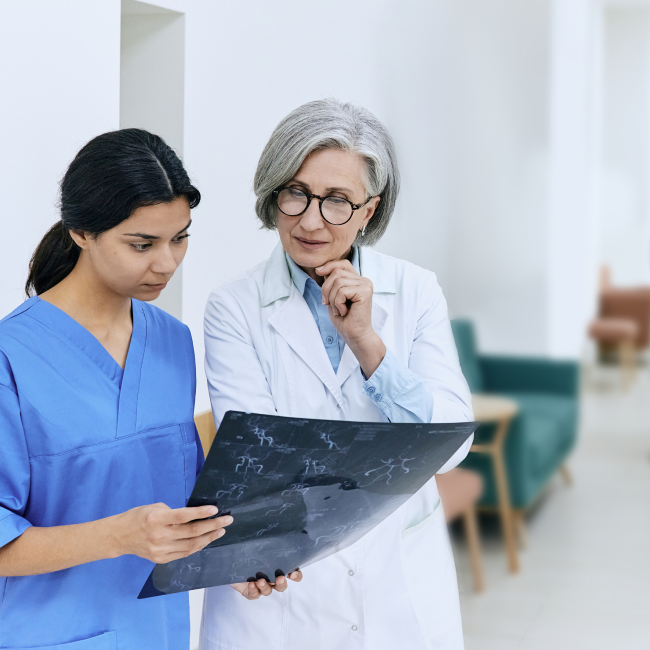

{"left": 444, "top": 0, "right": 552, "bottom": 355}
{"left": 0, "top": 0, "right": 120, "bottom": 318}
{"left": 443, "top": 0, "right": 601, "bottom": 359}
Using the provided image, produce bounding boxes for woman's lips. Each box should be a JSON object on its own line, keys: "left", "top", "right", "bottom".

{"left": 295, "top": 237, "right": 328, "bottom": 250}
{"left": 144, "top": 283, "right": 167, "bottom": 291}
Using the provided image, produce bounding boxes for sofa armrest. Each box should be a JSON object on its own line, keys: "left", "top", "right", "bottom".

{"left": 479, "top": 355, "right": 580, "bottom": 396}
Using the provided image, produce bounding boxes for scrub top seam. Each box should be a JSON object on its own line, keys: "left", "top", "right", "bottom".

{"left": 0, "top": 382, "right": 17, "bottom": 397}
{"left": 23, "top": 313, "right": 122, "bottom": 390}
{"left": 133, "top": 304, "right": 147, "bottom": 432}
{"left": 0, "top": 297, "right": 37, "bottom": 327}
{"left": 27, "top": 421, "right": 193, "bottom": 460}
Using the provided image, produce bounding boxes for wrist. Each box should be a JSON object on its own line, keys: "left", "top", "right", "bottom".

{"left": 99, "top": 514, "right": 125, "bottom": 560}
{"left": 347, "top": 332, "right": 386, "bottom": 378}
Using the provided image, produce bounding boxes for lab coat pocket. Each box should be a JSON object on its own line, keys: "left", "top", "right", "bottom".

{"left": 400, "top": 500, "right": 463, "bottom": 648}
{"left": 9, "top": 631, "right": 117, "bottom": 649}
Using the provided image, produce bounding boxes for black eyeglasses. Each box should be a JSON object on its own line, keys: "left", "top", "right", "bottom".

{"left": 273, "top": 187, "right": 373, "bottom": 226}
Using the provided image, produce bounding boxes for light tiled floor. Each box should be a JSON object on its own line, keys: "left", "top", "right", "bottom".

{"left": 189, "top": 365, "right": 650, "bottom": 649}
{"left": 455, "top": 365, "right": 650, "bottom": 649}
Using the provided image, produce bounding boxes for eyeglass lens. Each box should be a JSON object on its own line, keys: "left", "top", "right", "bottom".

{"left": 276, "top": 188, "right": 353, "bottom": 225}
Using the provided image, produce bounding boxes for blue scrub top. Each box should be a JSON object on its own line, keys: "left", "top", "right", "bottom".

{"left": 0, "top": 297, "right": 204, "bottom": 650}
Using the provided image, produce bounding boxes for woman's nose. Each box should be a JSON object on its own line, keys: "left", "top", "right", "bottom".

{"left": 298, "top": 199, "right": 324, "bottom": 232}
{"left": 151, "top": 245, "right": 178, "bottom": 276}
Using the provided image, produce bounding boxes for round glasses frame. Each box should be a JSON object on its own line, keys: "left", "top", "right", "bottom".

{"left": 272, "top": 188, "right": 373, "bottom": 226}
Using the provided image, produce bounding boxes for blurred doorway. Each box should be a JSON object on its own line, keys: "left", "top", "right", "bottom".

{"left": 600, "top": 5, "right": 650, "bottom": 287}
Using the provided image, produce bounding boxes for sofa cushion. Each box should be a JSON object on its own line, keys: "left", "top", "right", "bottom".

{"left": 460, "top": 392, "right": 578, "bottom": 508}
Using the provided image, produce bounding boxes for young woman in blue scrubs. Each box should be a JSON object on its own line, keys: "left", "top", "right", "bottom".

{"left": 0, "top": 129, "right": 233, "bottom": 649}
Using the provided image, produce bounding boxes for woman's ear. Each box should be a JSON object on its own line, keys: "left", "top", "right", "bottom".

{"left": 362, "top": 196, "right": 381, "bottom": 227}
{"left": 68, "top": 229, "right": 91, "bottom": 250}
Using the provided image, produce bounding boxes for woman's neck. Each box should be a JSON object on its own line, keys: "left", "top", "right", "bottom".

{"left": 40, "top": 260, "right": 132, "bottom": 334}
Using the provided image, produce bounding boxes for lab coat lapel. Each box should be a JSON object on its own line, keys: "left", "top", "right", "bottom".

{"left": 268, "top": 289, "right": 344, "bottom": 404}
{"left": 263, "top": 242, "right": 344, "bottom": 404}
{"left": 116, "top": 300, "right": 147, "bottom": 438}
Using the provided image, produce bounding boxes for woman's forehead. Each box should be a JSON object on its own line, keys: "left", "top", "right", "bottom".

{"left": 293, "top": 149, "right": 366, "bottom": 193}
{"left": 116, "top": 198, "right": 191, "bottom": 235}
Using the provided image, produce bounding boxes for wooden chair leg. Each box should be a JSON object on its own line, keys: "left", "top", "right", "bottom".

{"left": 491, "top": 448, "right": 520, "bottom": 573}
{"left": 619, "top": 340, "right": 636, "bottom": 390}
{"left": 512, "top": 510, "right": 528, "bottom": 550}
{"left": 559, "top": 463, "right": 573, "bottom": 486}
{"left": 463, "top": 506, "right": 484, "bottom": 592}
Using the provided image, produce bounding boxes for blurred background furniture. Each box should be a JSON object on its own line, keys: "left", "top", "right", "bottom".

{"left": 451, "top": 320, "right": 580, "bottom": 568}
{"left": 436, "top": 468, "right": 485, "bottom": 591}
{"left": 194, "top": 409, "right": 217, "bottom": 454}
{"left": 587, "top": 267, "right": 650, "bottom": 388}
{"left": 469, "top": 395, "right": 520, "bottom": 573}
{"left": 600, "top": 286, "right": 650, "bottom": 351}
{"left": 588, "top": 318, "right": 637, "bottom": 388}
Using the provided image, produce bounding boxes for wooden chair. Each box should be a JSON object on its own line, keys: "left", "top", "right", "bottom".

{"left": 194, "top": 409, "right": 217, "bottom": 454}
{"left": 436, "top": 468, "right": 485, "bottom": 592}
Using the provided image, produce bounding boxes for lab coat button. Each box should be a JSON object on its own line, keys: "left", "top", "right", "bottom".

{"left": 326, "top": 336, "right": 334, "bottom": 344}
{"left": 337, "top": 404, "right": 341, "bottom": 408}
{"left": 374, "top": 393, "right": 383, "bottom": 402}
{"left": 367, "top": 386, "right": 375, "bottom": 395}
{"left": 348, "top": 570, "right": 354, "bottom": 576}
{"left": 351, "top": 625, "right": 358, "bottom": 631}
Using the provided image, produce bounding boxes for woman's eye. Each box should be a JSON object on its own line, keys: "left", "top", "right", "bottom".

{"left": 130, "top": 243, "right": 151, "bottom": 251}
{"left": 326, "top": 196, "right": 347, "bottom": 205}
{"left": 173, "top": 234, "right": 191, "bottom": 243}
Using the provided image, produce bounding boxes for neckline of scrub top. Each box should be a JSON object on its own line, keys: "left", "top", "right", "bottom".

{"left": 28, "top": 297, "right": 148, "bottom": 438}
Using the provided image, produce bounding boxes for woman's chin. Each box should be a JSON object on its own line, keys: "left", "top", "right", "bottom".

{"left": 287, "top": 247, "right": 330, "bottom": 269}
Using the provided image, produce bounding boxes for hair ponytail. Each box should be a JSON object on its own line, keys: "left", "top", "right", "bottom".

{"left": 24, "top": 128, "right": 200, "bottom": 298}
{"left": 25, "top": 221, "right": 80, "bottom": 296}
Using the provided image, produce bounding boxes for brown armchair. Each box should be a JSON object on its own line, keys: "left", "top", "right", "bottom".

{"left": 600, "top": 287, "right": 650, "bottom": 350}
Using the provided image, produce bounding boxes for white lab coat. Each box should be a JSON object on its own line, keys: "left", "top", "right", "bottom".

{"left": 200, "top": 242, "right": 474, "bottom": 650}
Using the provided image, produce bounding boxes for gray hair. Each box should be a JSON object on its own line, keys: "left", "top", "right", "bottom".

{"left": 254, "top": 98, "right": 400, "bottom": 246}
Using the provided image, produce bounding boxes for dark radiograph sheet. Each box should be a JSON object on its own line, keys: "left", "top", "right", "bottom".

{"left": 139, "top": 411, "right": 478, "bottom": 598}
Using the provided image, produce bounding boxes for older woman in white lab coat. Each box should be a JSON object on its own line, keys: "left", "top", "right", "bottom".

{"left": 201, "top": 99, "right": 474, "bottom": 650}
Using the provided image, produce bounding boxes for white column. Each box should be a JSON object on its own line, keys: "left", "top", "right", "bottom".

{"left": 546, "top": 0, "right": 601, "bottom": 358}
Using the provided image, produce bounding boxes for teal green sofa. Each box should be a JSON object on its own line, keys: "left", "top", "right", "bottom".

{"left": 451, "top": 320, "right": 580, "bottom": 510}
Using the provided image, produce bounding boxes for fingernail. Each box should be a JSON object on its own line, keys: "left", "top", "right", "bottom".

{"left": 322, "top": 297, "right": 326, "bottom": 305}
{"left": 208, "top": 506, "right": 218, "bottom": 515}
{"left": 316, "top": 266, "right": 323, "bottom": 270}
{"left": 225, "top": 516, "right": 234, "bottom": 525}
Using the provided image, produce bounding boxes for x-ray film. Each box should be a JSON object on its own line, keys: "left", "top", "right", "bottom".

{"left": 139, "top": 411, "right": 478, "bottom": 598}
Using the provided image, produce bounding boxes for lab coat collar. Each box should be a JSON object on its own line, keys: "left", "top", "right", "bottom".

{"left": 261, "top": 243, "right": 293, "bottom": 307}
{"left": 261, "top": 242, "right": 397, "bottom": 306}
